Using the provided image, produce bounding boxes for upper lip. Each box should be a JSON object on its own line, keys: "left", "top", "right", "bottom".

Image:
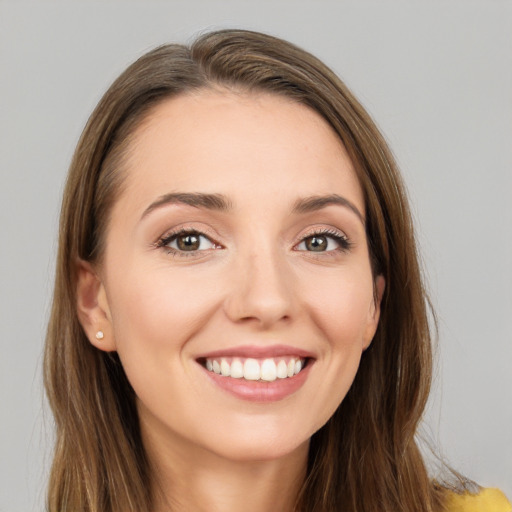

{"left": 196, "top": 344, "right": 315, "bottom": 360}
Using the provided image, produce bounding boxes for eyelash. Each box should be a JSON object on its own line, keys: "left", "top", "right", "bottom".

{"left": 155, "top": 227, "right": 352, "bottom": 258}
{"left": 298, "top": 228, "right": 352, "bottom": 254}
{"left": 156, "top": 228, "right": 220, "bottom": 257}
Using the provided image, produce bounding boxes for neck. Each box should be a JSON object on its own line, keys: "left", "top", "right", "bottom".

{"left": 142, "top": 418, "right": 309, "bottom": 512}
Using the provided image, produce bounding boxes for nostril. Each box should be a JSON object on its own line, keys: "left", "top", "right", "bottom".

{"left": 222, "top": 267, "right": 295, "bottom": 326}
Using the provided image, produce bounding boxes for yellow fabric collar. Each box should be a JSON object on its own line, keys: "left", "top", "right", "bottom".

{"left": 445, "top": 488, "right": 511, "bottom": 512}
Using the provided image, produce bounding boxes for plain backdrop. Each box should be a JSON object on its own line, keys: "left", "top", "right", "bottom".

{"left": 1, "top": 1, "right": 511, "bottom": 510}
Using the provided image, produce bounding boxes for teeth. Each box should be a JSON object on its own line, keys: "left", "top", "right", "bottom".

{"left": 277, "top": 360, "right": 288, "bottom": 379}
{"left": 230, "top": 359, "right": 244, "bottom": 378}
{"left": 243, "top": 358, "right": 260, "bottom": 380}
{"left": 261, "top": 359, "right": 277, "bottom": 382}
{"left": 220, "top": 359, "right": 230, "bottom": 377}
{"left": 204, "top": 356, "right": 306, "bottom": 381}
{"left": 287, "top": 359, "right": 295, "bottom": 377}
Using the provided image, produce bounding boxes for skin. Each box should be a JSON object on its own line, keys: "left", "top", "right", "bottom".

{"left": 77, "top": 90, "right": 384, "bottom": 512}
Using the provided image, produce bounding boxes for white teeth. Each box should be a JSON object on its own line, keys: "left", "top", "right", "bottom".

{"left": 287, "top": 359, "right": 295, "bottom": 377}
{"left": 260, "top": 359, "right": 277, "bottom": 382}
{"left": 243, "top": 358, "right": 261, "bottom": 380}
{"left": 220, "top": 359, "right": 230, "bottom": 377}
{"left": 204, "top": 356, "right": 307, "bottom": 381}
{"left": 230, "top": 359, "right": 244, "bottom": 378}
{"left": 277, "top": 360, "right": 288, "bottom": 379}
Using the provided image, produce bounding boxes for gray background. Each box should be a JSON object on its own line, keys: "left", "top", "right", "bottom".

{"left": 1, "top": 1, "right": 511, "bottom": 510}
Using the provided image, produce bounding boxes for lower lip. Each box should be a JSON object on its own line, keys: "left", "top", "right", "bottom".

{"left": 201, "top": 362, "right": 312, "bottom": 402}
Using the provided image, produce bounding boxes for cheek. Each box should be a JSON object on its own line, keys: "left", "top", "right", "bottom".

{"left": 303, "top": 266, "right": 375, "bottom": 346}
{"left": 299, "top": 267, "right": 375, "bottom": 421}
{"left": 103, "top": 265, "right": 228, "bottom": 438}
{"left": 105, "top": 265, "right": 221, "bottom": 375}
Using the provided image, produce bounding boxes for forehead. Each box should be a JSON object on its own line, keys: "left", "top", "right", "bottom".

{"left": 117, "top": 90, "right": 364, "bottom": 216}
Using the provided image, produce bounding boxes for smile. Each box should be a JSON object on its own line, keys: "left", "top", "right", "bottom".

{"left": 204, "top": 356, "right": 306, "bottom": 382}
{"left": 197, "top": 345, "right": 314, "bottom": 401}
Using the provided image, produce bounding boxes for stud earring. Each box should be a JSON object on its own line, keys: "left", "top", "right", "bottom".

{"left": 95, "top": 331, "right": 104, "bottom": 340}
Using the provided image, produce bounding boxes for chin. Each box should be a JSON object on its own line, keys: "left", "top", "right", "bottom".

{"left": 193, "top": 414, "right": 316, "bottom": 464}
{"left": 209, "top": 434, "right": 310, "bottom": 464}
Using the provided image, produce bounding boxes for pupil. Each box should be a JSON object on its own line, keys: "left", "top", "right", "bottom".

{"left": 307, "top": 236, "right": 326, "bottom": 251}
{"left": 178, "top": 234, "right": 199, "bottom": 251}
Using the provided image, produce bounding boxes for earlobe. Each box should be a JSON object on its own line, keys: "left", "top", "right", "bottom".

{"left": 363, "top": 275, "right": 386, "bottom": 350}
{"left": 76, "top": 259, "right": 117, "bottom": 352}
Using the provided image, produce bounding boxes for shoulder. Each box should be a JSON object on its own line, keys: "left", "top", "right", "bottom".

{"left": 445, "top": 488, "right": 512, "bottom": 512}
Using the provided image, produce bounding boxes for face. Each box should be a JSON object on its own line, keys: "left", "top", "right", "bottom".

{"left": 78, "top": 90, "right": 384, "bottom": 464}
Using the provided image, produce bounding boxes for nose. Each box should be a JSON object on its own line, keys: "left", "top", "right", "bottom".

{"left": 223, "top": 246, "right": 296, "bottom": 329}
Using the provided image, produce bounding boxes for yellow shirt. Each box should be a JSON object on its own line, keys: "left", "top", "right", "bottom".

{"left": 446, "top": 488, "right": 511, "bottom": 512}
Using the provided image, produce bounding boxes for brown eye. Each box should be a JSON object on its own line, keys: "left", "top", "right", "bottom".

{"left": 177, "top": 234, "right": 200, "bottom": 251}
{"left": 295, "top": 231, "right": 349, "bottom": 253}
{"left": 162, "top": 231, "right": 217, "bottom": 253}
{"left": 304, "top": 235, "right": 328, "bottom": 252}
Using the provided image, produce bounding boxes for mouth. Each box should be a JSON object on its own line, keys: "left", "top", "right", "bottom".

{"left": 195, "top": 345, "right": 314, "bottom": 402}
{"left": 198, "top": 355, "right": 310, "bottom": 382}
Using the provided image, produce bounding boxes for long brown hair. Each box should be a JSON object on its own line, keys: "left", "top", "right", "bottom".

{"left": 45, "top": 29, "right": 450, "bottom": 511}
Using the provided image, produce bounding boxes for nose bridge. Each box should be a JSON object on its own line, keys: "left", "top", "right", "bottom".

{"left": 224, "top": 233, "right": 295, "bottom": 327}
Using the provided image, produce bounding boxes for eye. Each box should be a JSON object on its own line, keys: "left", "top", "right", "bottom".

{"left": 158, "top": 229, "right": 219, "bottom": 254}
{"left": 295, "top": 230, "right": 350, "bottom": 253}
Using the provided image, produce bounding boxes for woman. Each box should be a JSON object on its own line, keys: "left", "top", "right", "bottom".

{"left": 44, "top": 29, "right": 510, "bottom": 512}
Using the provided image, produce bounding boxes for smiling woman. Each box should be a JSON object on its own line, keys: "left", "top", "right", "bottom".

{"left": 43, "top": 29, "right": 511, "bottom": 512}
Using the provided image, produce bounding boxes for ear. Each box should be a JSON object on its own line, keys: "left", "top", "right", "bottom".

{"left": 362, "top": 275, "right": 386, "bottom": 350}
{"left": 76, "top": 259, "right": 117, "bottom": 352}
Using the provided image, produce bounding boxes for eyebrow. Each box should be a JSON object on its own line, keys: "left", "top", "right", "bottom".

{"left": 141, "top": 191, "right": 364, "bottom": 224}
{"left": 292, "top": 194, "right": 365, "bottom": 224}
{"left": 141, "top": 192, "right": 233, "bottom": 220}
